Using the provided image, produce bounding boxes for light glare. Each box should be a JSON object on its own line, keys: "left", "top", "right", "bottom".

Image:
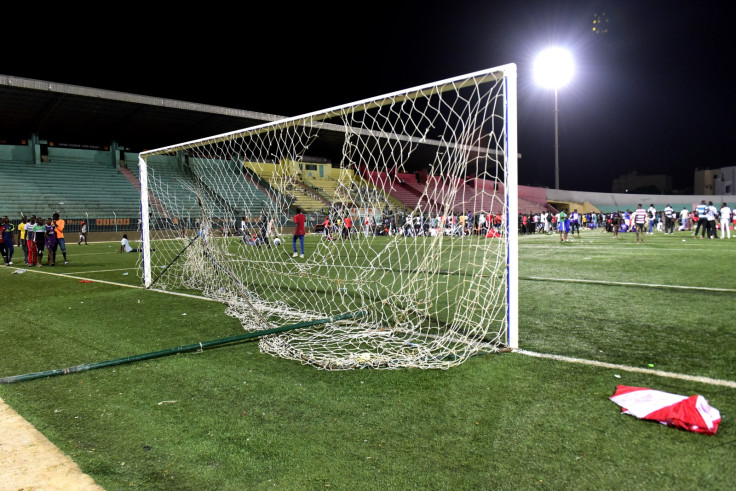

{"left": 533, "top": 47, "right": 574, "bottom": 89}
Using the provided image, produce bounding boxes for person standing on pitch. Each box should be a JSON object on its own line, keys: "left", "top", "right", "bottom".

{"left": 44, "top": 217, "right": 57, "bottom": 265}
{"left": 719, "top": 202, "right": 732, "bottom": 239}
{"left": 611, "top": 212, "right": 621, "bottom": 238}
{"left": 52, "top": 213, "right": 68, "bottom": 264}
{"left": 693, "top": 200, "right": 708, "bottom": 238}
{"left": 78, "top": 220, "right": 88, "bottom": 245}
{"left": 569, "top": 209, "right": 581, "bottom": 238}
{"left": 17, "top": 215, "right": 29, "bottom": 265}
{"left": 557, "top": 209, "right": 569, "bottom": 242}
{"left": 1, "top": 216, "right": 14, "bottom": 265}
{"left": 267, "top": 215, "right": 278, "bottom": 243}
{"left": 632, "top": 204, "right": 648, "bottom": 243}
{"left": 292, "top": 207, "right": 306, "bottom": 258}
{"left": 679, "top": 207, "right": 690, "bottom": 231}
{"left": 26, "top": 216, "right": 38, "bottom": 266}
{"left": 706, "top": 201, "right": 718, "bottom": 239}
{"left": 343, "top": 213, "right": 353, "bottom": 239}
{"left": 239, "top": 216, "right": 247, "bottom": 237}
{"left": 647, "top": 204, "right": 657, "bottom": 234}
{"left": 34, "top": 217, "right": 46, "bottom": 266}
{"left": 0, "top": 220, "right": 6, "bottom": 266}
{"left": 322, "top": 215, "right": 331, "bottom": 239}
{"left": 258, "top": 212, "right": 271, "bottom": 248}
{"left": 663, "top": 204, "right": 675, "bottom": 234}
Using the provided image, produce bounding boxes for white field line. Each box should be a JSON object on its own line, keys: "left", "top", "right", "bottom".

{"left": 521, "top": 242, "right": 736, "bottom": 254}
{"left": 516, "top": 349, "right": 736, "bottom": 389}
{"left": 8, "top": 266, "right": 735, "bottom": 388}
{"left": 522, "top": 244, "right": 735, "bottom": 254}
{"left": 524, "top": 276, "right": 736, "bottom": 293}
{"left": 8, "top": 266, "right": 219, "bottom": 302}
{"left": 76, "top": 268, "right": 136, "bottom": 274}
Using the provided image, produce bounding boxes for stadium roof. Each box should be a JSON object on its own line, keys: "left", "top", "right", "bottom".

{"left": 0, "top": 74, "right": 481, "bottom": 169}
{"left": 0, "top": 74, "right": 335, "bottom": 155}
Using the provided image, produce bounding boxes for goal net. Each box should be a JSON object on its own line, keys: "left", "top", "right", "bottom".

{"left": 138, "top": 64, "right": 518, "bottom": 370}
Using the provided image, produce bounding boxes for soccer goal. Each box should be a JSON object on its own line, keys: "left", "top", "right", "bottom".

{"left": 137, "top": 64, "right": 518, "bottom": 370}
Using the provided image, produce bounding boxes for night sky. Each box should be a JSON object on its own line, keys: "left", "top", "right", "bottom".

{"left": 4, "top": 1, "right": 733, "bottom": 192}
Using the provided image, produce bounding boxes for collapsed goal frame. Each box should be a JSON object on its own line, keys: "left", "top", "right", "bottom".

{"left": 138, "top": 64, "right": 518, "bottom": 369}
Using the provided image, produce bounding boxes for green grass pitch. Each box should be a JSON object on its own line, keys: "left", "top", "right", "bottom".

{"left": 1, "top": 228, "right": 734, "bottom": 489}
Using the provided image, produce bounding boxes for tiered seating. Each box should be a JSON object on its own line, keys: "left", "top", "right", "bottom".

{"left": 363, "top": 171, "right": 424, "bottom": 210}
{"left": 471, "top": 179, "right": 551, "bottom": 215}
{"left": 365, "top": 172, "right": 509, "bottom": 215}
{"left": 0, "top": 160, "right": 140, "bottom": 218}
{"left": 0, "top": 151, "right": 557, "bottom": 223}
{"left": 419, "top": 176, "right": 477, "bottom": 213}
{"left": 190, "top": 159, "right": 271, "bottom": 217}
{"left": 143, "top": 159, "right": 213, "bottom": 218}
{"left": 303, "top": 175, "right": 339, "bottom": 200}
{"left": 515, "top": 183, "right": 556, "bottom": 214}
{"left": 278, "top": 178, "right": 327, "bottom": 212}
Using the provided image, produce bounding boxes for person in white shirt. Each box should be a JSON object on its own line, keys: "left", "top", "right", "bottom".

{"left": 479, "top": 213, "right": 488, "bottom": 236}
{"left": 720, "top": 202, "right": 732, "bottom": 239}
{"left": 631, "top": 204, "right": 648, "bottom": 243}
{"left": 647, "top": 204, "right": 657, "bottom": 234}
{"left": 679, "top": 207, "right": 690, "bottom": 231}
{"left": 663, "top": 204, "right": 675, "bottom": 234}
{"left": 119, "top": 234, "right": 154, "bottom": 253}
{"left": 705, "top": 201, "right": 718, "bottom": 239}
{"left": 120, "top": 234, "right": 139, "bottom": 252}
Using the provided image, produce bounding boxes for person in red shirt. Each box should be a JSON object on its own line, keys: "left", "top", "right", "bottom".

{"left": 343, "top": 214, "right": 352, "bottom": 239}
{"left": 292, "top": 208, "right": 306, "bottom": 258}
{"left": 323, "top": 216, "right": 331, "bottom": 239}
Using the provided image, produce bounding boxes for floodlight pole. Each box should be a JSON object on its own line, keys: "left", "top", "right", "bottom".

{"left": 534, "top": 47, "right": 572, "bottom": 191}
{"left": 554, "top": 88, "right": 560, "bottom": 190}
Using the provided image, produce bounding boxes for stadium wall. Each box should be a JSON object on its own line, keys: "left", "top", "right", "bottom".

{"left": 0, "top": 143, "right": 33, "bottom": 162}
{"left": 546, "top": 188, "right": 734, "bottom": 213}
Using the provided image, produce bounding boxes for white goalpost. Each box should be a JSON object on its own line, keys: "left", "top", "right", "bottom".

{"left": 138, "top": 64, "right": 518, "bottom": 370}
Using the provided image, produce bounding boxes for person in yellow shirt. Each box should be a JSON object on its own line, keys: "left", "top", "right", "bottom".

{"left": 18, "top": 215, "right": 28, "bottom": 265}
{"left": 52, "top": 213, "right": 69, "bottom": 264}
{"left": 458, "top": 212, "right": 468, "bottom": 236}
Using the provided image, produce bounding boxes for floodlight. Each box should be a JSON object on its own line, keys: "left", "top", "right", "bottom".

{"left": 533, "top": 47, "right": 574, "bottom": 89}
{"left": 534, "top": 47, "right": 574, "bottom": 189}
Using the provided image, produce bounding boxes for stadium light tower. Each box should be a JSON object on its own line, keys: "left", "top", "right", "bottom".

{"left": 533, "top": 47, "right": 574, "bottom": 190}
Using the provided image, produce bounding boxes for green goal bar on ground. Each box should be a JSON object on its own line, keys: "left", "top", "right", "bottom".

{"left": 137, "top": 64, "right": 519, "bottom": 370}
{"left": 0, "top": 312, "right": 366, "bottom": 384}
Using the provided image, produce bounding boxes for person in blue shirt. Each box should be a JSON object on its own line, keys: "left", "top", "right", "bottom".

{"left": 693, "top": 200, "right": 708, "bottom": 238}
{"left": 570, "top": 209, "right": 581, "bottom": 238}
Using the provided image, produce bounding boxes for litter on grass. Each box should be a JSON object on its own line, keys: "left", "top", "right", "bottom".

{"left": 610, "top": 385, "right": 721, "bottom": 435}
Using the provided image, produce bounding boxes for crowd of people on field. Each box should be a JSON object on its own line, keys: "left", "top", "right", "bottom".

{"left": 1, "top": 213, "right": 71, "bottom": 267}
{"left": 318, "top": 208, "right": 505, "bottom": 240}
{"left": 187, "top": 199, "right": 733, "bottom": 259}
{"left": 519, "top": 200, "right": 734, "bottom": 241}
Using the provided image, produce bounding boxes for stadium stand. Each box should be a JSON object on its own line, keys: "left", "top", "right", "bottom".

{"left": 358, "top": 169, "right": 552, "bottom": 216}
{"left": 244, "top": 160, "right": 330, "bottom": 213}
{"left": 0, "top": 158, "right": 139, "bottom": 219}
{"left": 361, "top": 170, "right": 424, "bottom": 211}
{"left": 189, "top": 158, "right": 272, "bottom": 217}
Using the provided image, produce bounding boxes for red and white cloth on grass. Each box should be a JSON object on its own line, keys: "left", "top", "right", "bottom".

{"left": 610, "top": 385, "right": 721, "bottom": 435}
